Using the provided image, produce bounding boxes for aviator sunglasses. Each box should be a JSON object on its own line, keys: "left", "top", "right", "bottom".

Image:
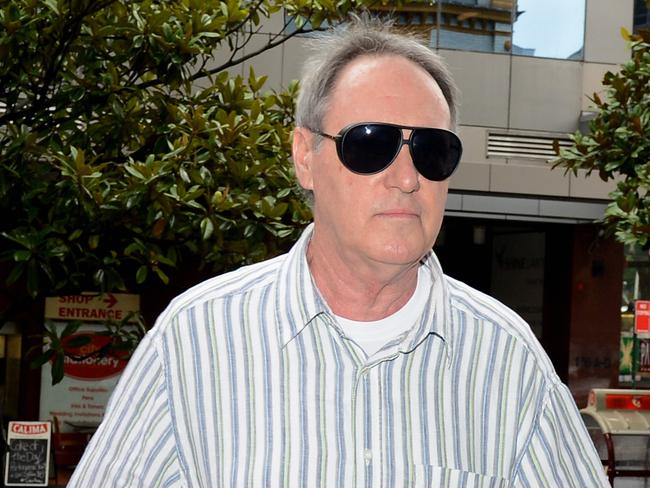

{"left": 310, "top": 122, "right": 462, "bottom": 182}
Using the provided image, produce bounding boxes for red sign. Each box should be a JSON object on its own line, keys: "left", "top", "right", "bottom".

{"left": 606, "top": 393, "right": 650, "bottom": 410}
{"left": 10, "top": 423, "right": 49, "bottom": 435}
{"left": 61, "top": 333, "right": 128, "bottom": 380}
{"left": 635, "top": 300, "right": 650, "bottom": 333}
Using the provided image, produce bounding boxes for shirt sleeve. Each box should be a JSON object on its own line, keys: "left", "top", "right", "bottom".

{"left": 512, "top": 382, "right": 609, "bottom": 487}
{"left": 67, "top": 332, "right": 183, "bottom": 487}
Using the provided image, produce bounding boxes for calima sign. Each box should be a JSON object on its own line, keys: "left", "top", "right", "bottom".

{"left": 4, "top": 421, "right": 51, "bottom": 487}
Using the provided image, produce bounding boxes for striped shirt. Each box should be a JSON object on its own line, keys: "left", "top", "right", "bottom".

{"left": 69, "top": 224, "right": 608, "bottom": 487}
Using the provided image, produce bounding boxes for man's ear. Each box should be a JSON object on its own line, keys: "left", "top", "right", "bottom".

{"left": 292, "top": 127, "right": 315, "bottom": 191}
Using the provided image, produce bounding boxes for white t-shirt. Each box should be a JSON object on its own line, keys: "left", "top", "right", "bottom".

{"left": 335, "top": 267, "right": 432, "bottom": 356}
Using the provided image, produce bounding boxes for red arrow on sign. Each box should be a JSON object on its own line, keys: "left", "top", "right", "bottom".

{"left": 103, "top": 293, "right": 117, "bottom": 308}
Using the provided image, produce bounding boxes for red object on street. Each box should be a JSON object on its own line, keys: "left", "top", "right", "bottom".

{"left": 605, "top": 393, "right": 650, "bottom": 410}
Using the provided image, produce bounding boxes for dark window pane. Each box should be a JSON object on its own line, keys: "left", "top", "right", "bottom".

{"left": 634, "top": 0, "right": 650, "bottom": 34}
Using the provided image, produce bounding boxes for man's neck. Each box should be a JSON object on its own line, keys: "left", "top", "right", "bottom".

{"left": 306, "top": 239, "right": 420, "bottom": 321}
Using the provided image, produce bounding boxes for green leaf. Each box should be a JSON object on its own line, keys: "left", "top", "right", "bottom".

{"left": 244, "top": 223, "right": 256, "bottom": 238}
{"left": 65, "top": 335, "right": 92, "bottom": 349}
{"left": 272, "top": 202, "right": 288, "bottom": 218}
{"left": 153, "top": 266, "right": 170, "bottom": 285}
{"left": 29, "top": 349, "right": 55, "bottom": 370}
{"left": 5, "top": 263, "right": 24, "bottom": 286}
{"left": 13, "top": 250, "right": 31, "bottom": 262}
{"left": 62, "top": 321, "right": 83, "bottom": 337}
{"left": 124, "top": 164, "right": 145, "bottom": 180}
{"left": 43, "top": 0, "right": 59, "bottom": 15}
{"left": 200, "top": 217, "right": 214, "bottom": 240}
{"left": 179, "top": 167, "right": 191, "bottom": 183}
{"left": 88, "top": 235, "right": 100, "bottom": 250}
{"left": 94, "top": 268, "right": 105, "bottom": 286}
{"left": 621, "top": 27, "right": 631, "bottom": 41}
{"left": 136, "top": 265, "right": 148, "bottom": 284}
{"left": 51, "top": 353, "right": 65, "bottom": 385}
{"left": 68, "top": 229, "right": 83, "bottom": 241}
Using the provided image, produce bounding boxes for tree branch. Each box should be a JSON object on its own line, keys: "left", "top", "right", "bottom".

{"left": 190, "top": 21, "right": 315, "bottom": 84}
{"left": 222, "top": 0, "right": 267, "bottom": 39}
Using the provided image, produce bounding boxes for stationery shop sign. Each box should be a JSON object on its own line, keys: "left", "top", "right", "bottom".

{"left": 40, "top": 293, "right": 140, "bottom": 432}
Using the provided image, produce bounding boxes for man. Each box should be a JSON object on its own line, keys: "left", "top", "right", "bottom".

{"left": 70, "top": 19, "right": 608, "bottom": 487}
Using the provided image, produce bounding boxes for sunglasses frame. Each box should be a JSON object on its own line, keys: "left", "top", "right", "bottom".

{"left": 309, "top": 122, "right": 462, "bottom": 181}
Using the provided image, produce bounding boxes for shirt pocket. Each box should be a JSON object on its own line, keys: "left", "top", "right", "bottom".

{"left": 413, "top": 465, "right": 510, "bottom": 488}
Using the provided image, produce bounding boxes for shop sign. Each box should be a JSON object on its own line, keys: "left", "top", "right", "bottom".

{"left": 4, "top": 421, "right": 51, "bottom": 487}
{"left": 635, "top": 300, "right": 650, "bottom": 334}
{"left": 40, "top": 293, "right": 139, "bottom": 432}
{"left": 640, "top": 338, "right": 650, "bottom": 374}
{"left": 45, "top": 293, "right": 139, "bottom": 322}
{"left": 619, "top": 333, "right": 639, "bottom": 383}
{"left": 39, "top": 323, "right": 133, "bottom": 432}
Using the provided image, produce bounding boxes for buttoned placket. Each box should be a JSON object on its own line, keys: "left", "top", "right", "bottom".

{"left": 351, "top": 365, "right": 369, "bottom": 487}
{"left": 349, "top": 346, "right": 403, "bottom": 487}
{"left": 319, "top": 314, "right": 373, "bottom": 488}
{"left": 319, "top": 306, "right": 435, "bottom": 488}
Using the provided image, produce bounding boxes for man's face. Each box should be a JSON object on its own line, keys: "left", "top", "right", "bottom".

{"left": 293, "top": 54, "right": 453, "bottom": 273}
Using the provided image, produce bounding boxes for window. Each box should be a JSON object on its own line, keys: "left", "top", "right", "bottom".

{"left": 373, "top": 0, "right": 586, "bottom": 60}
{"left": 511, "top": 0, "right": 586, "bottom": 59}
{"left": 619, "top": 245, "right": 650, "bottom": 385}
{"left": 634, "top": 0, "right": 650, "bottom": 34}
{"left": 437, "top": 0, "right": 514, "bottom": 54}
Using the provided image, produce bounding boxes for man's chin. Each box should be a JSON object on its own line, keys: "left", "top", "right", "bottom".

{"left": 369, "top": 245, "right": 428, "bottom": 269}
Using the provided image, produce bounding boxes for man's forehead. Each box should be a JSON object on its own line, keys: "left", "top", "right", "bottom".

{"left": 324, "top": 54, "right": 451, "bottom": 128}
{"left": 330, "top": 54, "right": 444, "bottom": 101}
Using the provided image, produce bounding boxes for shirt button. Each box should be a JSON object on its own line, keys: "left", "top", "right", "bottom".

{"left": 364, "top": 449, "right": 372, "bottom": 465}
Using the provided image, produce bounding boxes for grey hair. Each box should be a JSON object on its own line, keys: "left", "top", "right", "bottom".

{"left": 295, "top": 16, "right": 460, "bottom": 134}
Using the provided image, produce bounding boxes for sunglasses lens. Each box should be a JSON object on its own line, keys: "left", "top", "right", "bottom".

{"left": 340, "top": 124, "right": 402, "bottom": 174}
{"left": 411, "top": 129, "right": 462, "bottom": 181}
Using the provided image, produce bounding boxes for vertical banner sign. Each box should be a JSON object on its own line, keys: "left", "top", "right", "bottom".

{"left": 619, "top": 333, "right": 637, "bottom": 382}
{"left": 4, "top": 421, "right": 51, "bottom": 487}
{"left": 635, "top": 300, "right": 650, "bottom": 334}
{"left": 39, "top": 293, "right": 139, "bottom": 432}
{"left": 640, "top": 338, "right": 650, "bottom": 374}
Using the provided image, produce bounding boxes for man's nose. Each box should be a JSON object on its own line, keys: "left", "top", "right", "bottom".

{"left": 383, "top": 140, "right": 420, "bottom": 193}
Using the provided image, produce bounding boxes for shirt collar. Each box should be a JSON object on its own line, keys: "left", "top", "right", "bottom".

{"left": 401, "top": 251, "right": 453, "bottom": 364}
{"left": 274, "top": 224, "right": 453, "bottom": 362}
{"left": 275, "top": 224, "right": 327, "bottom": 348}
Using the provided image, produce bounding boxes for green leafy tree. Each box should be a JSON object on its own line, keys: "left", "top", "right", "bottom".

{"left": 0, "top": 0, "right": 383, "bottom": 381}
{"left": 555, "top": 25, "right": 650, "bottom": 247}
